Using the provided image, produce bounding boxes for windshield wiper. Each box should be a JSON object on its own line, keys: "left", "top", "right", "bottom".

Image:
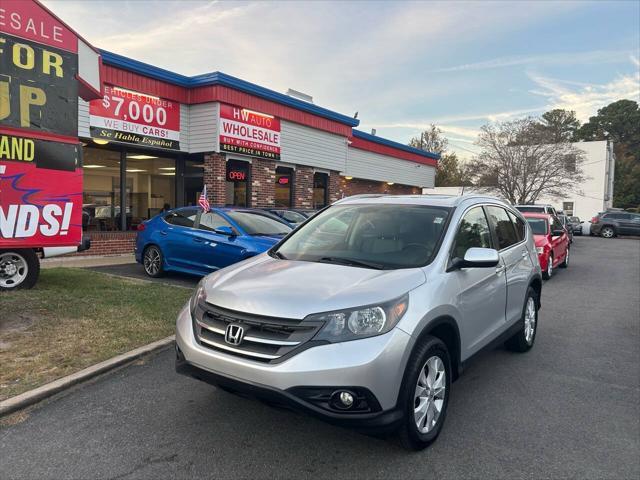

{"left": 317, "top": 256, "right": 385, "bottom": 270}
{"left": 271, "top": 250, "right": 288, "bottom": 260}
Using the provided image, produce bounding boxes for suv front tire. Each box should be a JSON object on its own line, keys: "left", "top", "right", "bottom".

{"left": 398, "top": 336, "right": 451, "bottom": 450}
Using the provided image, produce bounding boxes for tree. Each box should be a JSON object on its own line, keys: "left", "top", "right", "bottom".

{"left": 434, "top": 152, "right": 474, "bottom": 187}
{"left": 408, "top": 124, "right": 473, "bottom": 187}
{"left": 575, "top": 100, "right": 640, "bottom": 208}
{"left": 408, "top": 124, "right": 448, "bottom": 155}
{"left": 531, "top": 109, "right": 581, "bottom": 143}
{"left": 469, "top": 118, "right": 585, "bottom": 204}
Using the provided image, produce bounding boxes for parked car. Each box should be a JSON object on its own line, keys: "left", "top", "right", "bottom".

{"left": 294, "top": 209, "right": 319, "bottom": 218}
{"left": 522, "top": 212, "right": 570, "bottom": 279}
{"left": 589, "top": 211, "right": 640, "bottom": 238}
{"left": 514, "top": 204, "right": 558, "bottom": 216}
{"left": 263, "top": 209, "right": 308, "bottom": 227}
{"left": 136, "top": 207, "right": 292, "bottom": 277}
{"left": 568, "top": 216, "right": 583, "bottom": 236}
{"left": 176, "top": 195, "right": 542, "bottom": 450}
{"left": 557, "top": 214, "right": 573, "bottom": 243}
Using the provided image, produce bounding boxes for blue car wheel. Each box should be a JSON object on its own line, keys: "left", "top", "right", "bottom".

{"left": 143, "top": 245, "right": 165, "bottom": 278}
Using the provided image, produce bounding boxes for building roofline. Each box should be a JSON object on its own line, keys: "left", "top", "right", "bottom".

{"left": 99, "top": 50, "right": 360, "bottom": 127}
{"left": 352, "top": 129, "right": 440, "bottom": 160}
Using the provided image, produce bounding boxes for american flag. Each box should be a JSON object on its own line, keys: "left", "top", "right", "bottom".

{"left": 198, "top": 185, "right": 210, "bottom": 212}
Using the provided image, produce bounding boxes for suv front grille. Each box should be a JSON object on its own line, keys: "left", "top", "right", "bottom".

{"left": 193, "top": 302, "right": 323, "bottom": 363}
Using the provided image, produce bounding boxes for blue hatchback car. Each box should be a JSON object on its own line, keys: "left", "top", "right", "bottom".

{"left": 135, "top": 207, "right": 292, "bottom": 277}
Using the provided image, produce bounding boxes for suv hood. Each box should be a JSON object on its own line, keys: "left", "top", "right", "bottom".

{"left": 202, "top": 255, "right": 427, "bottom": 319}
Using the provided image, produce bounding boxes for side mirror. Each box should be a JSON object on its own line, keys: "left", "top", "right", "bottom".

{"left": 449, "top": 247, "right": 500, "bottom": 271}
{"left": 214, "top": 226, "right": 235, "bottom": 236}
{"left": 552, "top": 229, "right": 564, "bottom": 237}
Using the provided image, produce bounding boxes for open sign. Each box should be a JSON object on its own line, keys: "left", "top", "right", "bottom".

{"left": 226, "top": 170, "right": 247, "bottom": 182}
{"left": 277, "top": 176, "right": 290, "bottom": 185}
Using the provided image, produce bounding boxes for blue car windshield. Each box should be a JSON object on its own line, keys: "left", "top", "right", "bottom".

{"left": 272, "top": 204, "right": 451, "bottom": 269}
{"left": 227, "top": 212, "right": 292, "bottom": 236}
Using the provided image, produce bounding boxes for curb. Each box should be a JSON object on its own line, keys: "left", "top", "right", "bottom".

{"left": 0, "top": 335, "right": 175, "bottom": 417}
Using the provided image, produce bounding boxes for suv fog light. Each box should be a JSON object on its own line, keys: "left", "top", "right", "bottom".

{"left": 331, "top": 390, "right": 355, "bottom": 410}
{"left": 339, "top": 391, "right": 354, "bottom": 407}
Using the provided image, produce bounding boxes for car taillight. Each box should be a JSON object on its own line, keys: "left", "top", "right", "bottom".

{"left": 137, "top": 223, "right": 146, "bottom": 231}
{"left": 591, "top": 216, "right": 598, "bottom": 223}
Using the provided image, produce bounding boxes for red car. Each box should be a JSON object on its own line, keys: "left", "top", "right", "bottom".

{"left": 523, "top": 213, "right": 570, "bottom": 279}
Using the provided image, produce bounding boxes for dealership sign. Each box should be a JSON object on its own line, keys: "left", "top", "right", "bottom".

{"left": 0, "top": 0, "right": 94, "bottom": 248}
{"left": 90, "top": 85, "right": 180, "bottom": 150}
{"left": 219, "top": 104, "right": 281, "bottom": 160}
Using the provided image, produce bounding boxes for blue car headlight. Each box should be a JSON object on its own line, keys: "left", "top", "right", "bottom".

{"left": 309, "top": 295, "right": 409, "bottom": 343}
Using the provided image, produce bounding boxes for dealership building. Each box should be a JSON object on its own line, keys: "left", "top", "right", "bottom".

{"left": 78, "top": 51, "right": 439, "bottom": 255}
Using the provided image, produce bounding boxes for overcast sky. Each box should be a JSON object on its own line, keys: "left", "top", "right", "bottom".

{"left": 44, "top": 0, "right": 640, "bottom": 159}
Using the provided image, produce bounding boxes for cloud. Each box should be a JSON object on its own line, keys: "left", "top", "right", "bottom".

{"left": 631, "top": 55, "right": 640, "bottom": 67}
{"left": 527, "top": 71, "right": 640, "bottom": 120}
{"left": 435, "top": 50, "right": 634, "bottom": 73}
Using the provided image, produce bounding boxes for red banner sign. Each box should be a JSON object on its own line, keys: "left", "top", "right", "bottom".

{"left": 0, "top": 135, "right": 82, "bottom": 246}
{"left": 219, "top": 103, "right": 281, "bottom": 160}
{"left": 0, "top": 0, "right": 77, "bottom": 53}
{"left": 1, "top": 0, "right": 84, "bottom": 249}
{"left": 89, "top": 85, "right": 181, "bottom": 150}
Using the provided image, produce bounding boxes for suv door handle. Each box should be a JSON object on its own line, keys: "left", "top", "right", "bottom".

{"left": 521, "top": 251, "right": 528, "bottom": 257}
{"left": 193, "top": 238, "right": 204, "bottom": 243}
{"left": 495, "top": 265, "right": 506, "bottom": 274}
{"left": 159, "top": 231, "right": 168, "bottom": 236}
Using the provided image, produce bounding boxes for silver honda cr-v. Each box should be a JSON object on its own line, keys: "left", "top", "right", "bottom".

{"left": 176, "top": 194, "right": 542, "bottom": 449}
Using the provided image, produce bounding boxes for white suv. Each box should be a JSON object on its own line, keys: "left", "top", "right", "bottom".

{"left": 176, "top": 195, "right": 542, "bottom": 449}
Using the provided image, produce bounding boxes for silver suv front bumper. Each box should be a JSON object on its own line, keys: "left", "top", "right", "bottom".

{"left": 175, "top": 303, "right": 414, "bottom": 415}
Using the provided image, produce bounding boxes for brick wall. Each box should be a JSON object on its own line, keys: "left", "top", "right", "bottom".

{"left": 340, "top": 177, "right": 421, "bottom": 196}
{"left": 251, "top": 158, "right": 276, "bottom": 207}
{"left": 329, "top": 172, "right": 344, "bottom": 203}
{"left": 293, "top": 166, "right": 314, "bottom": 208}
{"left": 204, "top": 152, "right": 227, "bottom": 206}
{"left": 64, "top": 232, "right": 137, "bottom": 256}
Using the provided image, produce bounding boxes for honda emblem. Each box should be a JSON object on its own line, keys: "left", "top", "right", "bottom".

{"left": 225, "top": 324, "right": 244, "bottom": 346}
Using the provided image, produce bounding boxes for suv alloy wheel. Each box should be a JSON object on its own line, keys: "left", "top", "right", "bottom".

{"left": 600, "top": 226, "right": 615, "bottom": 238}
{"left": 399, "top": 336, "right": 451, "bottom": 450}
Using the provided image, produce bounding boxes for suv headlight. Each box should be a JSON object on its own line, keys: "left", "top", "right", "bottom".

{"left": 309, "top": 295, "right": 409, "bottom": 343}
{"left": 190, "top": 279, "right": 207, "bottom": 316}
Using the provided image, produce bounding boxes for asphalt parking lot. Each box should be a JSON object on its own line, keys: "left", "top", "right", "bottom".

{"left": 1, "top": 236, "right": 639, "bottom": 479}
{"left": 88, "top": 263, "right": 200, "bottom": 289}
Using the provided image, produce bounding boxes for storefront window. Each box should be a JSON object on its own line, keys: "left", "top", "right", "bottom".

{"left": 82, "top": 148, "right": 121, "bottom": 231}
{"left": 226, "top": 160, "right": 249, "bottom": 207}
{"left": 126, "top": 154, "right": 176, "bottom": 230}
{"left": 313, "top": 172, "right": 329, "bottom": 209}
{"left": 275, "top": 166, "right": 293, "bottom": 207}
{"left": 184, "top": 158, "right": 204, "bottom": 207}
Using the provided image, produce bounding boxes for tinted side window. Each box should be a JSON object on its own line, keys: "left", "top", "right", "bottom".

{"left": 452, "top": 207, "right": 492, "bottom": 259}
{"left": 605, "top": 213, "right": 623, "bottom": 219}
{"left": 164, "top": 209, "right": 198, "bottom": 228}
{"left": 486, "top": 206, "right": 519, "bottom": 249}
{"left": 507, "top": 210, "right": 526, "bottom": 241}
{"left": 198, "top": 212, "right": 232, "bottom": 232}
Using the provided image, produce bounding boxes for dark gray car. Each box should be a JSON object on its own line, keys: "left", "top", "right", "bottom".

{"left": 590, "top": 211, "right": 640, "bottom": 238}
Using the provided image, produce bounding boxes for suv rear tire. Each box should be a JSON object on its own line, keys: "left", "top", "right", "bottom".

{"left": 559, "top": 248, "right": 569, "bottom": 268}
{"left": 398, "top": 336, "right": 451, "bottom": 450}
{"left": 505, "top": 287, "right": 538, "bottom": 352}
{"left": 600, "top": 226, "right": 615, "bottom": 238}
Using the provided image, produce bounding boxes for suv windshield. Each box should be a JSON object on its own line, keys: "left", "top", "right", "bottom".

{"left": 273, "top": 204, "right": 450, "bottom": 269}
{"left": 227, "top": 211, "right": 292, "bottom": 236}
{"left": 526, "top": 218, "right": 548, "bottom": 235}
